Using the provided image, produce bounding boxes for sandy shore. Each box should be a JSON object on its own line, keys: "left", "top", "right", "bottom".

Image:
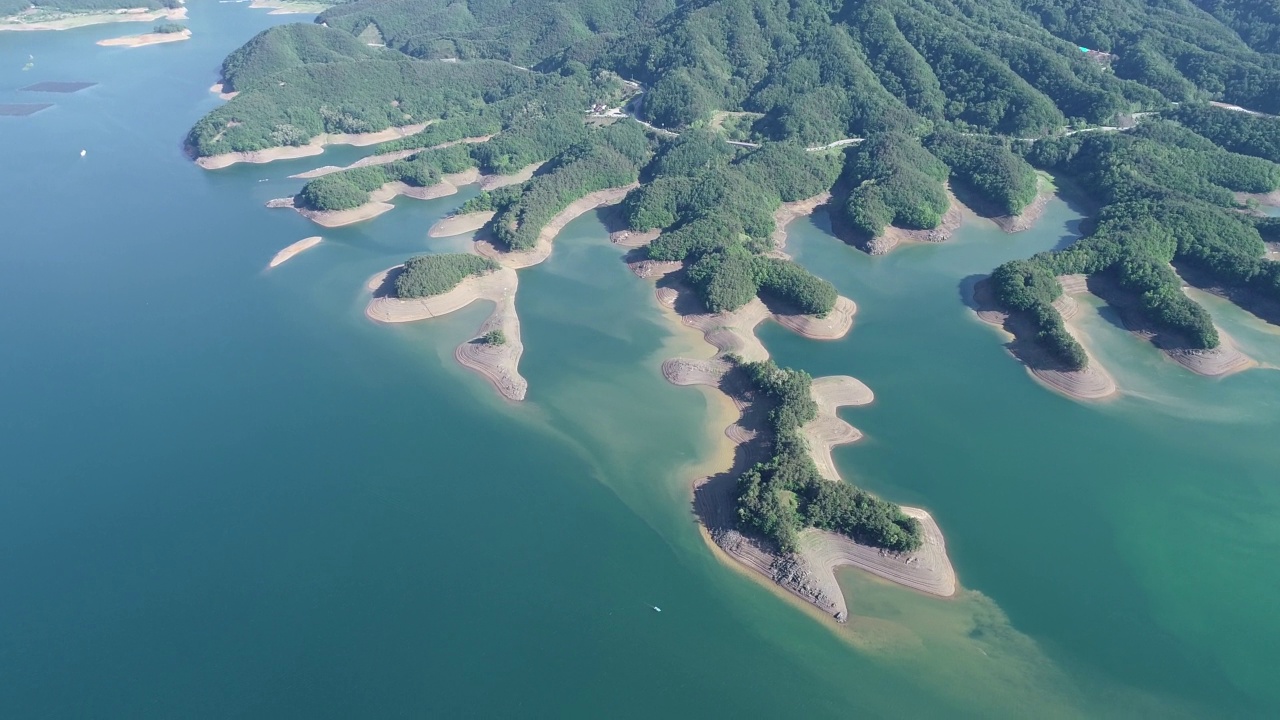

{"left": 276, "top": 164, "right": 540, "bottom": 229}
{"left": 771, "top": 192, "right": 831, "bottom": 254}
{"left": 268, "top": 236, "right": 321, "bottom": 268}
{"left": 1082, "top": 272, "right": 1256, "bottom": 377}
{"left": 97, "top": 28, "right": 190, "bottom": 47}
{"left": 991, "top": 179, "right": 1055, "bottom": 233}
{"left": 366, "top": 265, "right": 526, "bottom": 401}
{"left": 271, "top": 169, "right": 483, "bottom": 227}
{"left": 475, "top": 185, "right": 637, "bottom": 268}
{"left": 644, "top": 259, "right": 954, "bottom": 617}
{"left": 1, "top": 6, "right": 185, "bottom": 31}
{"left": 670, "top": 353, "right": 956, "bottom": 619}
{"left": 479, "top": 161, "right": 542, "bottom": 190}
{"left": 248, "top": 0, "right": 329, "bottom": 14}
{"left": 288, "top": 135, "right": 494, "bottom": 180}
{"left": 869, "top": 187, "right": 967, "bottom": 255}
{"left": 429, "top": 211, "right": 495, "bottom": 237}
{"left": 363, "top": 183, "right": 632, "bottom": 400}
{"left": 195, "top": 122, "right": 430, "bottom": 170}
{"left": 208, "top": 82, "right": 238, "bottom": 100}
{"left": 971, "top": 275, "right": 1117, "bottom": 401}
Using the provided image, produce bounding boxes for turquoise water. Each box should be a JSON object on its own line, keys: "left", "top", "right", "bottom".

{"left": 3, "top": 6, "right": 1280, "bottom": 717}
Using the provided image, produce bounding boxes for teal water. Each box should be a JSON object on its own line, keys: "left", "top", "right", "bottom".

{"left": 3, "top": 6, "right": 1280, "bottom": 717}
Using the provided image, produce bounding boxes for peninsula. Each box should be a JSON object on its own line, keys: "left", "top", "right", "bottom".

{"left": 188, "top": 0, "right": 1280, "bottom": 619}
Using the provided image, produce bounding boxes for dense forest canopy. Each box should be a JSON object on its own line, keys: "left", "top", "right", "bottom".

{"left": 734, "top": 359, "right": 923, "bottom": 553}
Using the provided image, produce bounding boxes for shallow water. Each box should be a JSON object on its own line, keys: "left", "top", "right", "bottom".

{"left": 2, "top": 5, "right": 1279, "bottom": 717}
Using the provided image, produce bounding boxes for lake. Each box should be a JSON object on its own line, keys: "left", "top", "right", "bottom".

{"left": 2, "top": 4, "right": 1278, "bottom": 717}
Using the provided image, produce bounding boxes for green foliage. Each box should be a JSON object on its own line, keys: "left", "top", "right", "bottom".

{"left": 685, "top": 245, "right": 836, "bottom": 315}
{"left": 926, "top": 131, "right": 1039, "bottom": 216}
{"left": 376, "top": 115, "right": 503, "bottom": 153}
{"left": 736, "top": 143, "right": 841, "bottom": 203}
{"left": 152, "top": 22, "right": 185, "bottom": 34}
{"left": 219, "top": 23, "right": 376, "bottom": 93}
{"left": 394, "top": 254, "right": 499, "bottom": 298}
{"left": 297, "top": 166, "right": 389, "bottom": 211}
{"left": 842, "top": 132, "right": 950, "bottom": 236}
{"left": 490, "top": 129, "right": 649, "bottom": 251}
{"left": 482, "top": 329, "right": 507, "bottom": 345}
{"left": 989, "top": 260, "right": 1088, "bottom": 370}
{"left": 318, "top": 0, "right": 672, "bottom": 67}
{"left": 734, "top": 359, "right": 922, "bottom": 554}
{"left": 1166, "top": 104, "right": 1280, "bottom": 164}
{"left": 647, "top": 131, "right": 734, "bottom": 179}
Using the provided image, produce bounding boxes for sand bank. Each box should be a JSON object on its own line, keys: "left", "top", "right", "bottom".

{"left": 771, "top": 192, "right": 831, "bottom": 254}
{"left": 208, "top": 82, "right": 238, "bottom": 100}
{"left": 476, "top": 185, "right": 636, "bottom": 269}
{"left": 645, "top": 260, "right": 954, "bottom": 617}
{"left": 1237, "top": 189, "right": 1280, "bottom": 207}
{"left": 1, "top": 6, "right": 185, "bottom": 31}
{"left": 288, "top": 135, "right": 494, "bottom": 180}
{"left": 271, "top": 169, "right": 482, "bottom": 227}
{"left": 672, "top": 353, "right": 955, "bottom": 619}
{"left": 675, "top": 295, "right": 856, "bottom": 362}
{"left": 1081, "top": 272, "right": 1256, "bottom": 378}
{"left": 268, "top": 236, "right": 321, "bottom": 268}
{"left": 195, "top": 122, "right": 430, "bottom": 170}
{"left": 479, "top": 161, "right": 541, "bottom": 190}
{"left": 362, "top": 183, "right": 627, "bottom": 400}
{"left": 971, "top": 276, "right": 1117, "bottom": 401}
{"left": 990, "top": 178, "right": 1055, "bottom": 233}
{"left": 366, "top": 265, "right": 526, "bottom": 401}
{"left": 97, "top": 28, "right": 190, "bottom": 47}
{"left": 873, "top": 188, "right": 966, "bottom": 255}
{"left": 248, "top": 0, "right": 329, "bottom": 14}
{"left": 429, "top": 211, "right": 495, "bottom": 237}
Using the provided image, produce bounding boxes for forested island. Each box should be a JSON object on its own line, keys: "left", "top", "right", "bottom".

{"left": 191, "top": 0, "right": 1280, "bottom": 615}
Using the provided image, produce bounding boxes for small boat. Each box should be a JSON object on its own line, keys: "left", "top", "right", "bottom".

{"left": 79, "top": 149, "right": 86, "bottom": 157}
{"left": 653, "top": 606, "right": 662, "bottom": 612}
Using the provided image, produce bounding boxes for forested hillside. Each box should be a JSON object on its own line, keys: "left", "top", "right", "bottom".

{"left": 0, "top": 0, "right": 178, "bottom": 16}
{"left": 191, "top": 0, "right": 1280, "bottom": 554}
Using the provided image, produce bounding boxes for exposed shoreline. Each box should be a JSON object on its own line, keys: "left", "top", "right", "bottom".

{"left": 863, "top": 185, "right": 967, "bottom": 256}
{"left": 1, "top": 6, "right": 185, "bottom": 32}
{"left": 990, "top": 178, "right": 1056, "bottom": 233}
{"left": 475, "top": 185, "right": 637, "bottom": 268}
{"left": 248, "top": 0, "right": 329, "bottom": 14}
{"left": 771, "top": 192, "right": 832, "bottom": 255}
{"left": 364, "top": 185, "right": 635, "bottom": 400}
{"left": 626, "top": 225, "right": 956, "bottom": 618}
{"left": 366, "top": 265, "right": 527, "bottom": 401}
{"left": 971, "top": 276, "right": 1118, "bottom": 401}
{"left": 270, "top": 164, "right": 539, "bottom": 228}
{"left": 194, "top": 122, "right": 431, "bottom": 170}
{"left": 288, "top": 135, "right": 494, "bottom": 180}
{"left": 268, "top": 236, "right": 321, "bottom": 268}
{"left": 208, "top": 82, "right": 238, "bottom": 100}
{"left": 97, "top": 27, "right": 190, "bottom": 47}
{"left": 270, "top": 169, "right": 484, "bottom": 227}
{"left": 1074, "top": 272, "right": 1255, "bottom": 377}
{"left": 429, "top": 211, "right": 495, "bottom": 238}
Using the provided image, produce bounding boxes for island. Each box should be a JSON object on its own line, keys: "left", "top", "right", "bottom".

{"left": 186, "top": 0, "right": 1280, "bottom": 618}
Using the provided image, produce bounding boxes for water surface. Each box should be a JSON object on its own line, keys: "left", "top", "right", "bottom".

{"left": 2, "top": 6, "right": 1278, "bottom": 717}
